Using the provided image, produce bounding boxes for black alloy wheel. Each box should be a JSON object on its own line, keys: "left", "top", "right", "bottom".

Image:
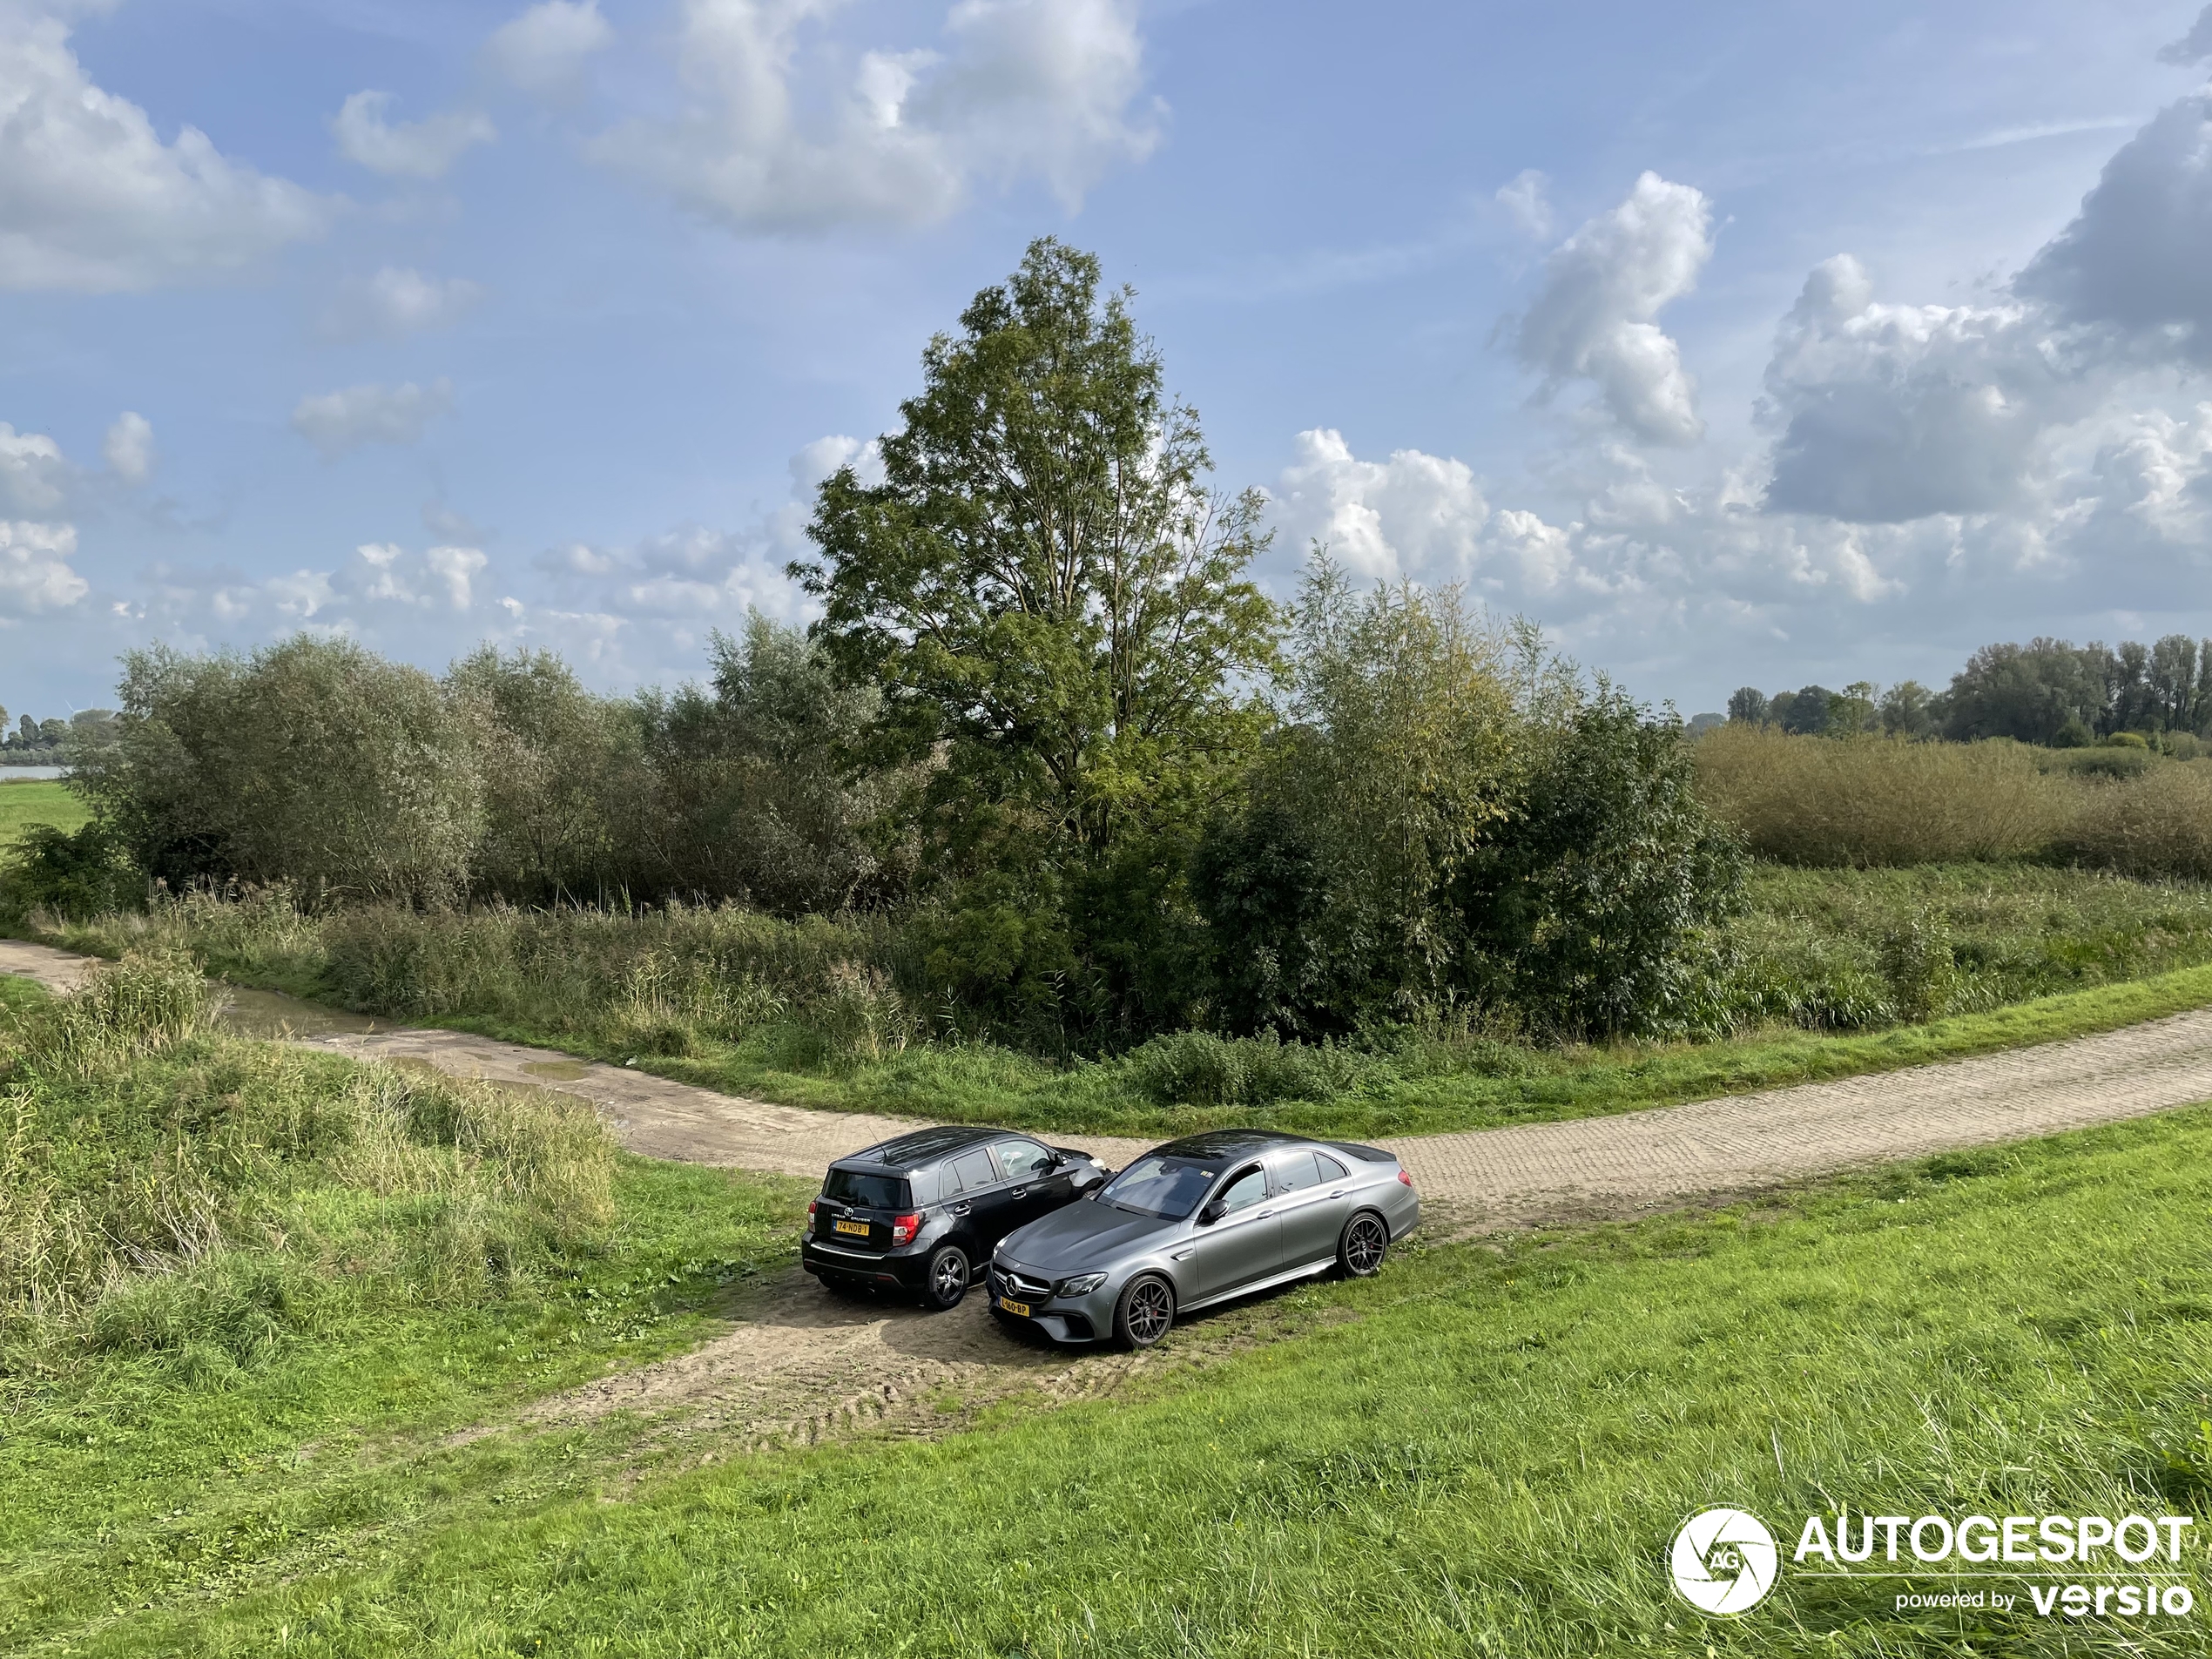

{"left": 1339, "top": 1212, "right": 1388, "bottom": 1278}
{"left": 924, "top": 1244, "right": 970, "bottom": 1311}
{"left": 1114, "top": 1274, "right": 1176, "bottom": 1349}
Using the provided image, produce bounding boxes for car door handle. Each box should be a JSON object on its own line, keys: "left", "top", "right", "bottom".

{"left": 1329, "top": 1190, "right": 1346, "bottom": 1198}
{"left": 1257, "top": 1209, "right": 1274, "bottom": 1218}
{"left": 950, "top": 1203, "right": 971, "bottom": 1215}
{"left": 1010, "top": 1186, "right": 1028, "bottom": 1197}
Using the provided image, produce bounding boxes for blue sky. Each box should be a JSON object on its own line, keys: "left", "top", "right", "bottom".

{"left": 5, "top": 0, "right": 2212, "bottom": 718}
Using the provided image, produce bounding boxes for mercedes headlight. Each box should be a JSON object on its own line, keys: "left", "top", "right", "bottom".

{"left": 1055, "top": 1272, "right": 1108, "bottom": 1297}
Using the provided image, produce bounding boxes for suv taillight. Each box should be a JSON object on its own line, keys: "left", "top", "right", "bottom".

{"left": 891, "top": 1211, "right": 922, "bottom": 1245}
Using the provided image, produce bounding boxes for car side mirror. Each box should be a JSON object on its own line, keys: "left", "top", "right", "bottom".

{"left": 1198, "top": 1199, "right": 1225, "bottom": 1226}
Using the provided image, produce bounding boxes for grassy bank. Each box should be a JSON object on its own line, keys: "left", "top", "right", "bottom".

{"left": 13, "top": 1098, "right": 2212, "bottom": 1655}
{"left": 0, "top": 777, "right": 88, "bottom": 847}
{"left": 31, "top": 863, "right": 2212, "bottom": 1137}
{"left": 0, "top": 965, "right": 807, "bottom": 1637}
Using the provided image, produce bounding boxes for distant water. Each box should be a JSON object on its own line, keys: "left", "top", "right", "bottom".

{"left": 0, "top": 766, "right": 66, "bottom": 781}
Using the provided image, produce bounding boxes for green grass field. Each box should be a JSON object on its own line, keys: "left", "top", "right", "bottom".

{"left": 0, "top": 777, "right": 87, "bottom": 847}
{"left": 8, "top": 1068, "right": 2209, "bottom": 1655}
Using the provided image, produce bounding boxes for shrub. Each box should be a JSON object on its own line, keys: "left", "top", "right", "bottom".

{"left": 2056, "top": 764, "right": 2212, "bottom": 880}
{"left": 0, "top": 821, "right": 144, "bottom": 922}
{"left": 1695, "top": 725, "right": 2072, "bottom": 865}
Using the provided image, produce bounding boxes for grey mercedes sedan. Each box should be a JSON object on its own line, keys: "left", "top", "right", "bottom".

{"left": 985, "top": 1130, "right": 1420, "bottom": 1348}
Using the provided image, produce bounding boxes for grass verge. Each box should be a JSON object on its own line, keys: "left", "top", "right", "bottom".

{"left": 12, "top": 1099, "right": 2212, "bottom": 1655}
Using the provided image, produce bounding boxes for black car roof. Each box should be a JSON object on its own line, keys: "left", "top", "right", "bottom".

{"left": 1146, "top": 1130, "right": 1305, "bottom": 1165}
{"left": 839, "top": 1124, "right": 1003, "bottom": 1173}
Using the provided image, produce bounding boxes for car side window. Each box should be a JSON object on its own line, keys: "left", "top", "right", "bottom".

{"left": 1271, "top": 1150, "right": 1321, "bottom": 1193}
{"left": 991, "top": 1138, "right": 1053, "bottom": 1180}
{"left": 1217, "top": 1165, "right": 1268, "bottom": 1213}
{"left": 948, "top": 1149, "right": 998, "bottom": 1192}
{"left": 1313, "top": 1151, "right": 1349, "bottom": 1183}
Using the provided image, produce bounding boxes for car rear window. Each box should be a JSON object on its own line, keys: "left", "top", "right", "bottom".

{"left": 823, "top": 1168, "right": 911, "bottom": 1210}
{"left": 1101, "top": 1155, "right": 1217, "bottom": 1219}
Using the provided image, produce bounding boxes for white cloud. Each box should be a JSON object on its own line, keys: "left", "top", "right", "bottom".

{"left": 1515, "top": 172, "right": 1713, "bottom": 446}
{"left": 290, "top": 380, "right": 455, "bottom": 459}
{"left": 331, "top": 91, "right": 496, "bottom": 180}
{"left": 321, "top": 266, "right": 484, "bottom": 340}
{"left": 103, "top": 410, "right": 152, "bottom": 483}
{"left": 1759, "top": 255, "right": 2095, "bottom": 523}
{"left": 0, "top": 519, "right": 85, "bottom": 616}
{"left": 2015, "top": 95, "right": 2212, "bottom": 363}
{"left": 1270, "top": 428, "right": 1488, "bottom": 579}
{"left": 1494, "top": 168, "right": 1552, "bottom": 239}
{"left": 789, "top": 432, "right": 884, "bottom": 491}
{"left": 590, "top": 0, "right": 1160, "bottom": 232}
{"left": 0, "top": 12, "right": 325, "bottom": 291}
{"left": 0, "top": 422, "right": 68, "bottom": 513}
{"left": 485, "top": 0, "right": 614, "bottom": 98}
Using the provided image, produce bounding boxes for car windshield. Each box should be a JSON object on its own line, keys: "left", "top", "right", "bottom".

{"left": 823, "top": 1168, "right": 910, "bottom": 1210}
{"left": 1100, "top": 1155, "right": 1217, "bottom": 1219}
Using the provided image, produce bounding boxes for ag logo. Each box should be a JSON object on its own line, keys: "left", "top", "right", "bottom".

{"left": 1669, "top": 1507, "right": 1779, "bottom": 1615}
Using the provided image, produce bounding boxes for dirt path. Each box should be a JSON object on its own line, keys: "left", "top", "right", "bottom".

{"left": 13, "top": 934, "right": 2212, "bottom": 1442}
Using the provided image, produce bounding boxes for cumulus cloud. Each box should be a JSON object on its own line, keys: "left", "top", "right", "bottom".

{"left": 1270, "top": 428, "right": 1488, "bottom": 579}
{"left": 103, "top": 410, "right": 153, "bottom": 483}
{"left": 0, "top": 519, "right": 85, "bottom": 616}
{"left": 1515, "top": 172, "right": 1713, "bottom": 445}
{"left": 331, "top": 91, "right": 496, "bottom": 179}
{"left": 321, "top": 266, "right": 484, "bottom": 341}
{"left": 485, "top": 0, "right": 613, "bottom": 98}
{"left": 350, "top": 542, "right": 488, "bottom": 610}
{"left": 0, "top": 11, "right": 325, "bottom": 291}
{"left": 2015, "top": 96, "right": 2212, "bottom": 362}
{"left": 1758, "top": 255, "right": 2094, "bottom": 522}
{"left": 590, "top": 0, "right": 1160, "bottom": 232}
{"left": 290, "top": 380, "right": 455, "bottom": 458}
{"left": 0, "top": 422, "right": 68, "bottom": 513}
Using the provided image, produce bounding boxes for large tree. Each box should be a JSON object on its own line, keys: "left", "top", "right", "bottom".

{"left": 793, "top": 239, "right": 1277, "bottom": 860}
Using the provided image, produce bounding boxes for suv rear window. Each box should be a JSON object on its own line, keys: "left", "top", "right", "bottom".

{"left": 823, "top": 1169, "right": 912, "bottom": 1210}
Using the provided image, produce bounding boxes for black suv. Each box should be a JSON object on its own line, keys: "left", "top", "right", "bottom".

{"left": 801, "top": 1126, "right": 1111, "bottom": 1310}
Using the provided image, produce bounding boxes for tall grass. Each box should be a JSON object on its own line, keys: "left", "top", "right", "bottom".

{"left": 1696, "top": 724, "right": 2073, "bottom": 864}
{"left": 0, "top": 953, "right": 615, "bottom": 1371}
{"left": 2057, "top": 760, "right": 2212, "bottom": 880}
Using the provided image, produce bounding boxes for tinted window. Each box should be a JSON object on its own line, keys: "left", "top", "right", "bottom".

{"left": 823, "top": 1169, "right": 911, "bottom": 1210}
{"left": 991, "top": 1137, "right": 1053, "bottom": 1180}
{"left": 946, "top": 1149, "right": 998, "bottom": 1193}
{"left": 1314, "top": 1151, "right": 1348, "bottom": 1182}
{"left": 1217, "top": 1166, "right": 1268, "bottom": 1213}
{"left": 1271, "top": 1150, "right": 1321, "bottom": 1192}
{"left": 1101, "top": 1155, "right": 1217, "bottom": 1219}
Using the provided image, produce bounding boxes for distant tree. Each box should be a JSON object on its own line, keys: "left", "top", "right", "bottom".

{"left": 1941, "top": 638, "right": 2107, "bottom": 745}
{"left": 1725, "top": 686, "right": 1770, "bottom": 725}
{"left": 1778, "top": 685, "right": 1833, "bottom": 736}
{"left": 1686, "top": 711, "right": 1725, "bottom": 737}
{"left": 1878, "top": 679, "right": 1939, "bottom": 738}
{"left": 1828, "top": 681, "right": 1878, "bottom": 737}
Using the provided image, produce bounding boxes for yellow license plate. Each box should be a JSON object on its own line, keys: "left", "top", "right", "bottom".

{"left": 833, "top": 1218, "right": 870, "bottom": 1237}
{"left": 997, "top": 1295, "right": 1031, "bottom": 1317}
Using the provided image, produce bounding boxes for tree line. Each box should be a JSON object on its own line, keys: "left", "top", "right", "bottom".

{"left": 23, "top": 240, "right": 1743, "bottom": 1055}
{"left": 1726, "top": 634, "right": 2212, "bottom": 750}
